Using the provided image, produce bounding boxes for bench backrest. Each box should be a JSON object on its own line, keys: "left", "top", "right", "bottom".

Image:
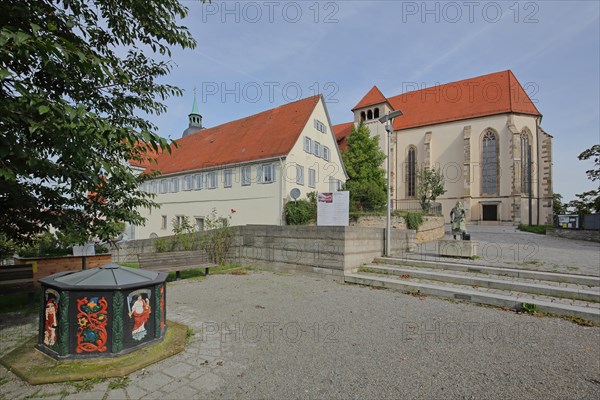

{"left": 0, "top": 264, "right": 34, "bottom": 281}
{"left": 138, "top": 250, "right": 211, "bottom": 268}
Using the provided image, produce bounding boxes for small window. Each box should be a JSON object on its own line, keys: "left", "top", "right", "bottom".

{"left": 308, "top": 168, "right": 316, "bottom": 188}
{"left": 193, "top": 174, "right": 203, "bottom": 190}
{"left": 224, "top": 169, "right": 233, "bottom": 188}
{"left": 160, "top": 179, "right": 168, "bottom": 194}
{"left": 314, "top": 141, "right": 321, "bottom": 157}
{"left": 374, "top": 108, "right": 380, "bottom": 119}
{"left": 195, "top": 217, "right": 205, "bottom": 232}
{"left": 242, "top": 166, "right": 251, "bottom": 186}
{"left": 207, "top": 171, "right": 217, "bottom": 189}
{"left": 367, "top": 110, "right": 373, "bottom": 120}
{"left": 296, "top": 165, "right": 304, "bottom": 185}
{"left": 183, "top": 175, "right": 192, "bottom": 191}
{"left": 304, "top": 137, "right": 312, "bottom": 153}
{"left": 151, "top": 181, "right": 158, "bottom": 194}
{"left": 161, "top": 215, "right": 167, "bottom": 230}
{"left": 360, "top": 111, "right": 366, "bottom": 122}
{"left": 323, "top": 146, "right": 330, "bottom": 161}
{"left": 314, "top": 119, "right": 326, "bottom": 133}
{"left": 260, "top": 164, "right": 275, "bottom": 184}
{"left": 174, "top": 215, "right": 184, "bottom": 228}
{"left": 171, "top": 177, "right": 179, "bottom": 193}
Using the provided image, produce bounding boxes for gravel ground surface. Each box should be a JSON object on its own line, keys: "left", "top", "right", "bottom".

{"left": 1, "top": 271, "right": 599, "bottom": 400}
{"left": 407, "top": 224, "right": 600, "bottom": 276}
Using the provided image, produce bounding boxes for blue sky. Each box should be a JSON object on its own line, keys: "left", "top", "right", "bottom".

{"left": 146, "top": 0, "right": 599, "bottom": 203}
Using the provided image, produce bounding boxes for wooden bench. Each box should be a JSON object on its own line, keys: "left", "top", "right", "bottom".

{"left": 0, "top": 264, "right": 35, "bottom": 302}
{"left": 137, "top": 250, "right": 218, "bottom": 280}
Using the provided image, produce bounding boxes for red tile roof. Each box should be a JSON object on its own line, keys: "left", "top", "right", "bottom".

{"left": 142, "top": 95, "right": 321, "bottom": 175}
{"left": 333, "top": 122, "right": 354, "bottom": 151}
{"left": 386, "top": 70, "right": 541, "bottom": 131}
{"left": 352, "top": 85, "right": 388, "bottom": 111}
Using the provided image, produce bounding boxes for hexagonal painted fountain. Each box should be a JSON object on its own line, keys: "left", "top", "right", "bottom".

{"left": 37, "top": 263, "right": 168, "bottom": 359}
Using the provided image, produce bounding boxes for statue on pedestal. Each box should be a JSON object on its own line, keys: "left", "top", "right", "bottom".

{"left": 450, "top": 201, "right": 467, "bottom": 240}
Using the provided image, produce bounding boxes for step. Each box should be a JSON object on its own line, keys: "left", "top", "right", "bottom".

{"left": 363, "top": 264, "right": 600, "bottom": 303}
{"left": 345, "top": 273, "right": 600, "bottom": 323}
{"left": 374, "top": 257, "right": 600, "bottom": 287}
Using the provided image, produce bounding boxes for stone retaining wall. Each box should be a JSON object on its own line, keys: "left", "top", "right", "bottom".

{"left": 350, "top": 215, "right": 444, "bottom": 244}
{"left": 112, "top": 225, "right": 416, "bottom": 280}
{"left": 546, "top": 228, "right": 600, "bottom": 243}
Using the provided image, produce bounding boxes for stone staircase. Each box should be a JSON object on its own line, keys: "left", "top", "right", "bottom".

{"left": 345, "top": 256, "right": 600, "bottom": 323}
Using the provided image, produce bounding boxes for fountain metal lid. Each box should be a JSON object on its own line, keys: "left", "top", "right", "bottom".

{"left": 39, "top": 263, "right": 168, "bottom": 290}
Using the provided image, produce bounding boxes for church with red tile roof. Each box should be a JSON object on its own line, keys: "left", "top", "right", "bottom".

{"left": 333, "top": 70, "right": 553, "bottom": 225}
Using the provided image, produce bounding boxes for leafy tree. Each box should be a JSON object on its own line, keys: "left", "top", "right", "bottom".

{"left": 0, "top": 233, "right": 16, "bottom": 262}
{"left": 553, "top": 193, "right": 567, "bottom": 215}
{"left": 416, "top": 167, "right": 446, "bottom": 212}
{"left": 568, "top": 144, "right": 600, "bottom": 215}
{"left": 342, "top": 123, "right": 387, "bottom": 211}
{"left": 0, "top": 0, "right": 197, "bottom": 247}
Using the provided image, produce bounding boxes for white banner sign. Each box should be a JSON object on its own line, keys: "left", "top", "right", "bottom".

{"left": 317, "top": 191, "right": 349, "bottom": 226}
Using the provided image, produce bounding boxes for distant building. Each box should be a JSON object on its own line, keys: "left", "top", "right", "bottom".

{"left": 333, "top": 70, "right": 553, "bottom": 225}
{"left": 128, "top": 95, "right": 347, "bottom": 239}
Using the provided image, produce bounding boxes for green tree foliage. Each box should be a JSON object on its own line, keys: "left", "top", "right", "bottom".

{"left": 342, "top": 123, "right": 387, "bottom": 211}
{"left": 553, "top": 193, "right": 567, "bottom": 215}
{"left": 0, "top": 233, "right": 16, "bottom": 261}
{"left": 285, "top": 199, "right": 315, "bottom": 225}
{"left": 568, "top": 144, "right": 600, "bottom": 215}
{"left": 0, "top": 0, "right": 197, "bottom": 246}
{"left": 416, "top": 167, "right": 447, "bottom": 212}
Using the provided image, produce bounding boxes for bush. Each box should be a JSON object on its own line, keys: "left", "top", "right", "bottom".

{"left": 199, "top": 209, "right": 235, "bottom": 265}
{"left": 285, "top": 200, "right": 315, "bottom": 225}
{"left": 18, "top": 232, "right": 72, "bottom": 257}
{"left": 404, "top": 211, "right": 424, "bottom": 230}
{"left": 154, "top": 237, "right": 172, "bottom": 253}
{"left": 95, "top": 244, "right": 109, "bottom": 254}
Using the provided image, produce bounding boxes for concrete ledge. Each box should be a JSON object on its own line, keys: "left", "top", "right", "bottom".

{"left": 375, "top": 257, "right": 600, "bottom": 287}
{"left": 438, "top": 239, "right": 477, "bottom": 258}
{"left": 345, "top": 273, "right": 600, "bottom": 323}
{"left": 363, "top": 264, "right": 600, "bottom": 303}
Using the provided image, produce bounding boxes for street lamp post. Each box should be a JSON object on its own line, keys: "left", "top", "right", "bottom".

{"left": 379, "top": 110, "right": 403, "bottom": 257}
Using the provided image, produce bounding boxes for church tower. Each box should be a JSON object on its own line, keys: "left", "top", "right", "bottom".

{"left": 182, "top": 89, "right": 203, "bottom": 137}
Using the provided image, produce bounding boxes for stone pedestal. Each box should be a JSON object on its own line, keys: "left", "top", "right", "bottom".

{"left": 438, "top": 239, "right": 477, "bottom": 258}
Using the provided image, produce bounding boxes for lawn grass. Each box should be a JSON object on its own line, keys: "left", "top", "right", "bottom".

{"left": 517, "top": 224, "right": 553, "bottom": 234}
{"left": 0, "top": 320, "right": 188, "bottom": 385}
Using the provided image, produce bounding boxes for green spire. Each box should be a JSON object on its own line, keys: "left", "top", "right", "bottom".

{"left": 190, "top": 86, "right": 200, "bottom": 115}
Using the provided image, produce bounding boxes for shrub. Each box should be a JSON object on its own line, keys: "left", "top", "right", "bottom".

{"left": 199, "top": 209, "right": 236, "bottom": 265}
{"left": 154, "top": 237, "right": 172, "bottom": 253}
{"left": 18, "top": 232, "right": 72, "bottom": 257}
{"left": 517, "top": 224, "right": 552, "bottom": 235}
{"left": 285, "top": 200, "right": 315, "bottom": 225}
{"left": 404, "top": 212, "right": 424, "bottom": 230}
{"left": 95, "top": 244, "right": 109, "bottom": 254}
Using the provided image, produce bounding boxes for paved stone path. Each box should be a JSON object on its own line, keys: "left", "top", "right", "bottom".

{"left": 1, "top": 271, "right": 600, "bottom": 400}
{"left": 407, "top": 224, "right": 600, "bottom": 276}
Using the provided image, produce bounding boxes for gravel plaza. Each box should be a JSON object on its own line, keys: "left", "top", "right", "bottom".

{"left": 1, "top": 236, "right": 600, "bottom": 400}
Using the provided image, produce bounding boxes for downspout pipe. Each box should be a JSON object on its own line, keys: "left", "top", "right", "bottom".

{"left": 279, "top": 157, "right": 285, "bottom": 226}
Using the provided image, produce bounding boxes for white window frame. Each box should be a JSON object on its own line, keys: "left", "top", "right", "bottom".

{"left": 207, "top": 171, "right": 217, "bottom": 189}
{"left": 242, "top": 166, "right": 251, "bottom": 186}
{"left": 183, "top": 175, "right": 192, "bottom": 191}
{"left": 314, "top": 141, "right": 321, "bottom": 157}
{"left": 160, "top": 179, "right": 168, "bottom": 194}
{"left": 308, "top": 168, "right": 316, "bottom": 188}
{"left": 304, "top": 137, "right": 312, "bottom": 153}
{"left": 224, "top": 169, "right": 233, "bottom": 188}
{"left": 195, "top": 216, "right": 205, "bottom": 232}
{"left": 323, "top": 146, "right": 330, "bottom": 161}
{"left": 314, "top": 119, "right": 326, "bottom": 133}
{"left": 161, "top": 215, "right": 167, "bottom": 230}
{"left": 171, "top": 177, "right": 179, "bottom": 193}
{"left": 296, "top": 164, "right": 304, "bottom": 185}
{"left": 193, "top": 174, "right": 202, "bottom": 190}
{"left": 260, "top": 164, "right": 275, "bottom": 184}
